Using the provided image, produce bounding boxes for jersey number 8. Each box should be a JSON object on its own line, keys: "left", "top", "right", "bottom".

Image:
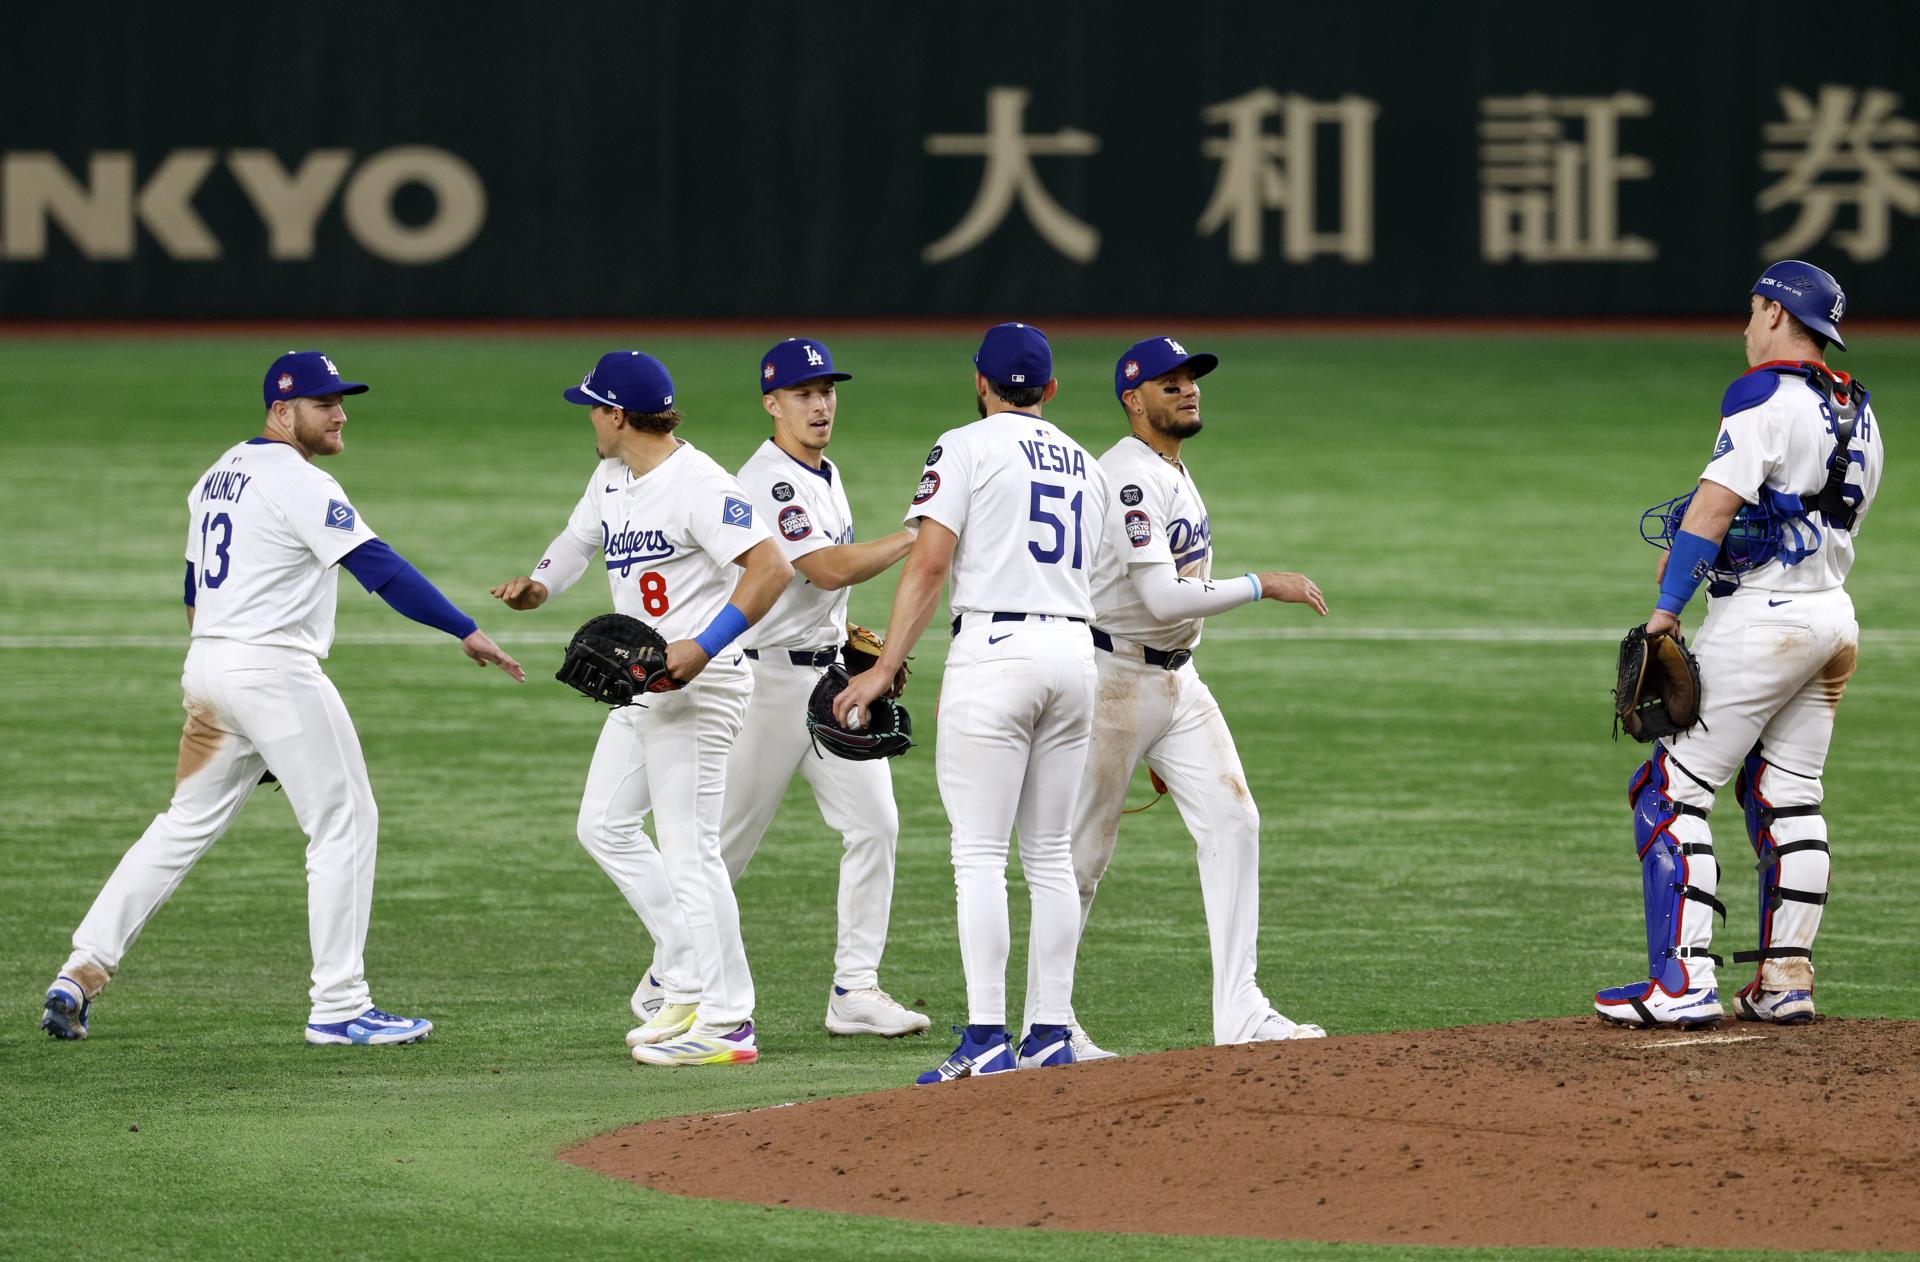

{"left": 638, "top": 570, "right": 670, "bottom": 616}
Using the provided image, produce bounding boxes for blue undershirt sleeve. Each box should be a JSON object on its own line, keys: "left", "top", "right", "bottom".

{"left": 184, "top": 560, "right": 196, "bottom": 608}
{"left": 341, "top": 539, "right": 479, "bottom": 639}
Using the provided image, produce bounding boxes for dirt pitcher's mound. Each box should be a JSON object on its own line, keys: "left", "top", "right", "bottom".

{"left": 564, "top": 1018, "right": 1920, "bottom": 1251}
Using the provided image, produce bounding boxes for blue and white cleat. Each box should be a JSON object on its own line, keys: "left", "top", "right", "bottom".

{"left": 1594, "top": 981, "right": 1722, "bottom": 1028}
{"left": 1733, "top": 984, "right": 1815, "bottom": 1024}
{"left": 305, "top": 1007, "right": 433, "bottom": 1046}
{"left": 917, "top": 1026, "right": 1015, "bottom": 1084}
{"left": 1016, "top": 1023, "right": 1076, "bottom": 1069}
{"left": 41, "top": 977, "right": 91, "bottom": 1041}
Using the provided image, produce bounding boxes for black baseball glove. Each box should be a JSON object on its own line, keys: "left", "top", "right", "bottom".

{"left": 557, "top": 613, "right": 677, "bottom": 706}
{"left": 806, "top": 664, "right": 913, "bottom": 760}
{"left": 1613, "top": 626, "right": 1703, "bottom": 742}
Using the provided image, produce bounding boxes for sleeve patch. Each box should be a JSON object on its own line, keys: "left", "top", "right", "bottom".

{"left": 324, "top": 499, "right": 357, "bottom": 531}
{"left": 778, "top": 504, "right": 814, "bottom": 540}
{"left": 1119, "top": 484, "right": 1143, "bottom": 506}
{"left": 925, "top": 444, "right": 943, "bottom": 466}
{"left": 1125, "top": 509, "right": 1152, "bottom": 547}
{"left": 1720, "top": 370, "right": 1783, "bottom": 419}
{"left": 913, "top": 470, "right": 941, "bottom": 505}
{"left": 722, "top": 496, "right": 754, "bottom": 528}
{"left": 1710, "top": 430, "right": 1734, "bottom": 461}
{"left": 771, "top": 481, "right": 795, "bottom": 502}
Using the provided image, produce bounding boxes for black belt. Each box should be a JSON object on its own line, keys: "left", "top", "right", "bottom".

{"left": 742, "top": 646, "right": 838, "bottom": 667}
{"left": 1090, "top": 626, "right": 1192, "bottom": 671}
{"left": 950, "top": 611, "right": 1087, "bottom": 637}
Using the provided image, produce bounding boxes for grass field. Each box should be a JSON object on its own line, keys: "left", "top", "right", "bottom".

{"left": 1, "top": 329, "right": 1915, "bottom": 1261}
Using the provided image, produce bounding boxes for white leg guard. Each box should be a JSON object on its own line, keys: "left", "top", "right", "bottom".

{"left": 1733, "top": 749, "right": 1829, "bottom": 996}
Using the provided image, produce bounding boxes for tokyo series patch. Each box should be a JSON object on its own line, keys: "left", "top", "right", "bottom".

{"left": 913, "top": 470, "right": 941, "bottom": 504}
{"left": 779, "top": 504, "right": 813, "bottom": 540}
{"left": 1125, "top": 509, "right": 1151, "bottom": 547}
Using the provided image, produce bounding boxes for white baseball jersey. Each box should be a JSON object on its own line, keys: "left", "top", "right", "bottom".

{"left": 1088, "top": 436, "right": 1216, "bottom": 650}
{"left": 736, "top": 440, "right": 854, "bottom": 651}
{"left": 906, "top": 411, "right": 1106, "bottom": 619}
{"left": 536, "top": 443, "right": 772, "bottom": 641}
{"left": 1703, "top": 368, "right": 1883, "bottom": 593}
{"left": 183, "top": 438, "right": 379, "bottom": 658}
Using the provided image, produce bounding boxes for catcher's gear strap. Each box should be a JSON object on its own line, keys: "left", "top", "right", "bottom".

{"left": 1798, "top": 362, "right": 1866, "bottom": 530}
{"left": 1683, "top": 886, "right": 1728, "bottom": 920}
{"left": 1757, "top": 837, "right": 1828, "bottom": 871}
{"left": 1667, "top": 946, "right": 1725, "bottom": 966}
{"left": 1733, "top": 946, "right": 1812, "bottom": 963}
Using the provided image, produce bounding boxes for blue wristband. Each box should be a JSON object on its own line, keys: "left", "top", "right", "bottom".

{"left": 693, "top": 603, "right": 751, "bottom": 658}
{"left": 1656, "top": 529, "right": 1719, "bottom": 615}
{"left": 1245, "top": 573, "right": 1261, "bottom": 601}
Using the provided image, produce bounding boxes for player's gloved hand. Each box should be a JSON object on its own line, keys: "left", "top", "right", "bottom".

{"left": 832, "top": 664, "right": 893, "bottom": 729}
{"left": 1258, "top": 571, "right": 1329, "bottom": 616}
{"left": 664, "top": 639, "right": 710, "bottom": 686}
{"left": 489, "top": 577, "right": 550, "bottom": 610}
{"left": 462, "top": 629, "right": 526, "bottom": 681}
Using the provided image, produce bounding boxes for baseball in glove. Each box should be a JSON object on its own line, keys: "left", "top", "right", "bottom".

{"left": 843, "top": 622, "right": 909, "bottom": 698}
{"left": 556, "top": 613, "right": 678, "bottom": 706}
{"left": 1613, "top": 626, "right": 1703, "bottom": 742}
{"left": 806, "top": 663, "right": 913, "bottom": 760}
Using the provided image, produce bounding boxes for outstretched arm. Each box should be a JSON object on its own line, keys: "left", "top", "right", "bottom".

{"left": 833, "top": 521, "right": 954, "bottom": 725}
{"left": 342, "top": 539, "right": 524, "bottom": 681}
{"left": 791, "top": 529, "right": 917, "bottom": 591}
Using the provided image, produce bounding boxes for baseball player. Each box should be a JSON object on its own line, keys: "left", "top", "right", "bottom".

{"left": 40, "top": 351, "right": 524, "bottom": 1046}
{"left": 836, "top": 323, "right": 1106, "bottom": 1082}
{"left": 1595, "top": 260, "right": 1882, "bottom": 1028}
{"left": 490, "top": 350, "right": 793, "bottom": 1066}
{"left": 645, "top": 338, "right": 927, "bottom": 1037}
{"left": 1021, "top": 338, "right": 1331, "bottom": 1058}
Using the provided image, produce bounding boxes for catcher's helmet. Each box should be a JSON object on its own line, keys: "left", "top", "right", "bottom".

{"left": 1752, "top": 259, "right": 1847, "bottom": 351}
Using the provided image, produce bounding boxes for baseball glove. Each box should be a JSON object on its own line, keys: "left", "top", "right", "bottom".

{"left": 1613, "top": 626, "right": 1703, "bottom": 742}
{"left": 556, "top": 613, "right": 677, "bottom": 706}
{"left": 806, "top": 664, "right": 913, "bottom": 760}
{"left": 844, "top": 622, "right": 909, "bottom": 698}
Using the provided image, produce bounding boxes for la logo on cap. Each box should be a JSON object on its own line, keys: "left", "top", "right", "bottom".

{"left": 1123, "top": 360, "right": 1140, "bottom": 380}
{"left": 804, "top": 344, "right": 824, "bottom": 367}
{"left": 278, "top": 373, "right": 294, "bottom": 392}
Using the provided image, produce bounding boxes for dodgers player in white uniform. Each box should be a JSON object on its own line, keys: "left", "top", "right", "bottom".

{"left": 490, "top": 351, "right": 792, "bottom": 1066}
{"left": 682, "top": 338, "right": 928, "bottom": 1038}
{"left": 41, "top": 351, "right": 525, "bottom": 1045}
{"left": 1595, "top": 261, "right": 1883, "bottom": 1028}
{"left": 836, "top": 323, "right": 1106, "bottom": 1082}
{"left": 1020, "top": 338, "right": 1331, "bottom": 1058}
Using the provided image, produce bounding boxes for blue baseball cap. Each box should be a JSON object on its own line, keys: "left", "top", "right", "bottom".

{"left": 760, "top": 338, "right": 852, "bottom": 393}
{"left": 1752, "top": 260, "right": 1847, "bottom": 351}
{"left": 1114, "top": 336, "right": 1219, "bottom": 400}
{"left": 263, "top": 350, "right": 368, "bottom": 408}
{"left": 563, "top": 351, "right": 676, "bottom": 411}
{"left": 973, "top": 322, "right": 1052, "bottom": 387}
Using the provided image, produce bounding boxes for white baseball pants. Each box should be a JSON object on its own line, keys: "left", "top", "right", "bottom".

{"left": 65, "top": 639, "right": 379, "bottom": 1024}
{"left": 936, "top": 616, "right": 1096, "bottom": 1027}
{"left": 1027, "top": 643, "right": 1273, "bottom": 1044}
{"left": 577, "top": 657, "right": 756, "bottom": 1032}
{"left": 711, "top": 654, "right": 900, "bottom": 991}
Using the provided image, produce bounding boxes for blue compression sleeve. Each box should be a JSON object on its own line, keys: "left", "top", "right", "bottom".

{"left": 1656, "top": 529, "right": 1719, "bottom": 615}
{"left": 693, "top": 603, "right": 751, "bottom": 658}
{"left": 184, "top": 560, "right": 196, "bottom": 607}
{"left": 341, "top": 539, "right": 478, "bottom": 639}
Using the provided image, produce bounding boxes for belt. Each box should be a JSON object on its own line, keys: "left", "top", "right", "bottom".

{"left": 1091, "top": 626, "right": 1192, "bottom": 671}
{"left": 950, "top": 611, "right": 1088, "bottom": 637}
{"left": 742, "top": 646, "right": 839, "bottom": 667}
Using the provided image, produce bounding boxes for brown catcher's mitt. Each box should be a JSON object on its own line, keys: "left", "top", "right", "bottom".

{"left": 1613, "top": 626, "right": 1703, "bottom": 742}
{"left": 844, "top": 622, "right": 909, "bottom": 698}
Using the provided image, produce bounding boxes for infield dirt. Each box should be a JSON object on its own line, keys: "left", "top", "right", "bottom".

{"left": 565, "top": 1016, "right": 1920, "bottom": 1252}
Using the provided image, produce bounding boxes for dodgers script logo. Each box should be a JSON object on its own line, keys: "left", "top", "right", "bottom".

{"left": 603, "top": 522, "right": 675, "bottom": 574}
{"left": 1167, "top": 515, "right": 1211, "bottom": 569}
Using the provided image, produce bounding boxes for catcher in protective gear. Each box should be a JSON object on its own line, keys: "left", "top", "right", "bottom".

{"left": 1614, "top": 625, "right": 1703, "bottom": 741}
{"left": 556, "top": 613, "right": 679, "bottom": 706}
{"left": 843, "top": 622, "right": 908, "bottom": 698}
{"left": 807, "top": 663, "right": 912, "bottom": 760}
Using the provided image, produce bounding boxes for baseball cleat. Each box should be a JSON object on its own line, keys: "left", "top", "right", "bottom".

{"left": 40, "top": 977, "right": 91, "bottom": 1041}
{"left": 825, "top": 985, "right": 932, "bottom": 1037}
{"left": 1594, "top": 981, "right": 1723, "bottom": 1028}
{"left": 1733, "top": 984, "right": 1815, "bottom": 1024}
{"left": 632, "top": 1021, "right": 758, "bottom": 1066}
{"left": 627, "top": 1001, "right": 698, "bottom": 1047}
{"left": 304, "top": 1007, "right": 432, "bottom": 1046}
{"left": 630, "top": 972, "right": 666, "bottom": 1022}
{"left": 1067, "top": 1022, "right": 1117, "bottom": 1061}
{"left": 1251, "top": 1011, "right": 1328, "bottom": 1041}
{"left": 916, "top": 1026, "right": 1015, "bottom": 1084}
{"left": 1016, "top": 1024, "right": 1076, "bottom": 1069}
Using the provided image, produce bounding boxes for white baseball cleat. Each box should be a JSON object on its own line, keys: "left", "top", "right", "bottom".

{"left": 630, "top": 972, "right": 665, "bottom": 1022}
{"left": 627, "top": 1001, "right": 698, "bottom": 1047}
{"left": 1733, "top": 984, "right": 1815, "bottom": 1024}
{"left": 1067, "top": 1022, "right": 1117, "bottom": 1061}
{"left": 825, "top": 986, "right": 931, "bottom": 1037}
{"left": 1250, "top": 1011, "right": 1328, "bottom": 1041}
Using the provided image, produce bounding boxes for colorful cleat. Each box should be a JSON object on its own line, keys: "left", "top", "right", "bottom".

{"left": 1733, "top": 984, "right": 1815, "bottom": 1024}
{"left": 826, "top": 985, "right": 931, "bottom": 1037}
{"left": 627, "top": 1001, "right": 698, "bottom": 1047}
{"left": 41, "top": 977, "right": 91, "bottom": 1041}
{"left": 632, "top": 1021, "right": 758, "bottom": 1066}
{"left": 916, "top": 1026, "right": 1015, "bottom": 1084}
{"left": 1016, "top": 1024, "right": 1075, "bottom": 1069}
{"left": 1251, "top": 1011, "right": 1328, "bottom": 1041}
{"left": 1594, "top": 982, "right": 1723, "bottom": 1028}
{"left": 304, "top": 1007, "right": 432, "bottom": 1046}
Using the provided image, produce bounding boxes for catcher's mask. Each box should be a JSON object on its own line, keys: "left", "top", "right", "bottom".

{"left": 1640, "top": 491, "right": 1790, "bottom": 585}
